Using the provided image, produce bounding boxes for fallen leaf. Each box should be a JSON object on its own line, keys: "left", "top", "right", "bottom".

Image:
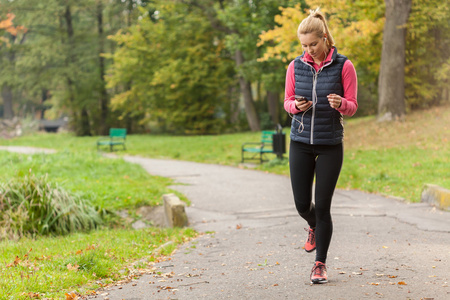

{"left": 67, "top": 263, "right": 79, "bottom": 272}
{"left": 65, "top": 292, "right": 79, "bottom": 300}
{"left": 398, "top": 281, "right": 407, "bottom": 285}
{"left": 382, "top": 246, "right": 389, "bottom": 249}
{"left": 236, "top": 224, "right": 242, "bottom": 230}
{"left": 370, "top": 282, "right": 380, "bottom": 286}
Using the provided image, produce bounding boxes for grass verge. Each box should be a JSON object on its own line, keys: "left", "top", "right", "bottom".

{"left": 0, "top": 227, "right": 196, "bottom": 299}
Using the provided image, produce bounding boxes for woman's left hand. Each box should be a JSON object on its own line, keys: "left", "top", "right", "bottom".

{"left": 327, "top": 94, "right": 342, "bottom": 109}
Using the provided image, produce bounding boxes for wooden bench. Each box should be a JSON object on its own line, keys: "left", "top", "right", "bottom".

{"left": 241, "top": 130, "right": 276, "bottom": 163}
{"left": 97, "top": 128, "right": 127, "bottom": 152}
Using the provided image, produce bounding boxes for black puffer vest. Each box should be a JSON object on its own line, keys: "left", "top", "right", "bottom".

{"left": 291, "top": 47, "right": 347, "bottom": 145}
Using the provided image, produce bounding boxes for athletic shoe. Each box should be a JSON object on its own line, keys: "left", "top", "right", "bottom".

{"left": 304, "top": 227, "right": 316, "bottom": 252}
{"left": 310, "top": 261, "right": 328, "bottom": 284}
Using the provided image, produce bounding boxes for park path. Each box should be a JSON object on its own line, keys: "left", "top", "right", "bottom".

{"left": 1, "top": 147, "right": 449, "bottom": 299}
{"left": 98, "top": 155, "right": 450, "bottom": 300}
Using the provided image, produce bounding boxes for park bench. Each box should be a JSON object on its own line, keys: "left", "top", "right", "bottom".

{"left": 241, "top": 130, "right": 276, "bottom": 163}
{"left": 97, "top": 128, "right": 127, "bottom": 152}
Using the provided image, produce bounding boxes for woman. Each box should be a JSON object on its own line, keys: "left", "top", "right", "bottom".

{"left": 284, "top": 8, "right": 358, "bottom": 284}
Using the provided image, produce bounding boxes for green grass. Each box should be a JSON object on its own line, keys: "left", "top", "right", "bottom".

{"left": 0, "top": 227, "right": 196, "bottom": 299}
{"left": 0, "top": 151, "right": 185, "bottom": 209}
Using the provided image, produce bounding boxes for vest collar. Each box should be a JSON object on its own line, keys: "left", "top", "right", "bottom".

{"left": 302, "top": 47, "right": 337, "bottom": 67}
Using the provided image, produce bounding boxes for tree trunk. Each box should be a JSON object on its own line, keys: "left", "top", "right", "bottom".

{"left": 97, "top": 0, "right": 109, "bottom": 135}
{"left": 235, "top": 50, "right": 260, "bottom": 131}
{"left": 1, "top": 85, "right": 14, "bottom": 119}
{"left": 377, "top": 0, "right": 412, "bottom": 121}
{"left": 64, "top": 4, "right": 91, "bottom": 135}
{"left": 266, "top": 89, "right": 280, "bottom": 125}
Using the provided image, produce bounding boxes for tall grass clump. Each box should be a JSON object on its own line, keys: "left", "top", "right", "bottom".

{"left": 0, "top": 173, "right": 101, "bottom": 240}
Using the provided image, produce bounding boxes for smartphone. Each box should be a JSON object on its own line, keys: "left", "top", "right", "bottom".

{"left": 295, "top": 95, "right": 307, "bottom": 102}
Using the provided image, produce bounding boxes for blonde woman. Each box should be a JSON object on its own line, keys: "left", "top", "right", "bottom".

{"left": 284, "top": 8, "right": 358, "bottom": 284}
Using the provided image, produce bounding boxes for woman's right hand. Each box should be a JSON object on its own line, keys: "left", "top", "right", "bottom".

{"left": 295, "top": 99, "right": 312, "bottom": 111}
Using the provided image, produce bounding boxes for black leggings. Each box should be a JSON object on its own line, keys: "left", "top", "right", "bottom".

{"left": 289, "top": 141, "right": 343, "bottom": 263}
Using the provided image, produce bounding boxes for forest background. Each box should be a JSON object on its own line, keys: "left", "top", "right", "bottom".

{"left": 0, "top": 0, "right": 449, "bottom": 135}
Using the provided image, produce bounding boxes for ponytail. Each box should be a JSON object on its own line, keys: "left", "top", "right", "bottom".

{"left": 297, "top": 8, "right": 334, "bottom": 49}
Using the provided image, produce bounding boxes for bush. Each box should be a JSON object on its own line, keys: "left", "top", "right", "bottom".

{"left": 0, "top": 173, "right": 102, "bottom": 240}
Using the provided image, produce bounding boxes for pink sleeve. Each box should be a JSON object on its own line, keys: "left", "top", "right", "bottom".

{"left": 337, "top": 60, "right": 358, "bottom": 116}
{"left": 284, "top": 60, "right": 301, "bottom": 114}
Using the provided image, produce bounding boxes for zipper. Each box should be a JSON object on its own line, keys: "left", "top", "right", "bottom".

{"left": 299, "top": 57, "right": 333, "bottom": 144}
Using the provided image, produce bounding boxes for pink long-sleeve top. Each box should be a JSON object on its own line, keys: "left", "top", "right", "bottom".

{"left": 284, "top": 48, "right": 358, "bottom": 116}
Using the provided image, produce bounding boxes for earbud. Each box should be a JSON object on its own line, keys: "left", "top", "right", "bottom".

{"left": 324, "top": 38, "right": 327, "bottom": 41}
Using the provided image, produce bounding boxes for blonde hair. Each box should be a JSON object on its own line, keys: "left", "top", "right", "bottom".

{"left": 297, "top": 8, "right": 334, "bottom": 49}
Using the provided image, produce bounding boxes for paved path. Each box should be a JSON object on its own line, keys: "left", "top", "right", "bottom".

{"left": 98, "top": 156, "right": 450, "bottom": 300}
{"left": 1, "top": 147, "right": 449, "bottom": 299}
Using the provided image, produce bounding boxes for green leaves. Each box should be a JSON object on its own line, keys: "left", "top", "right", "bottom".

{"left": 107, "top": 0, "right": 234, "bottom": 134}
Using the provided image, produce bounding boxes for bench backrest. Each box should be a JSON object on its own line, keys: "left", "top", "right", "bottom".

{"left": 109, "top": 128, "right": 127, "bottom": 139}
{"left": 261, "top": 131, "right": 275, "bottom": 144}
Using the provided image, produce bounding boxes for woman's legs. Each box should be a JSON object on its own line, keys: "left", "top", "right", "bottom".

{"left": 289, "top": 141, "right": 343, "bottom": 264}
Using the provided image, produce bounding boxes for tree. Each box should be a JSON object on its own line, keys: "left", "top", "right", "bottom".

{"left": 377, "top": 0, "right": 412, "bottom": 121}
{"left": 107, "top": 1, "right": 235, "bottom": 134}
{"left": 259, "top": 1, "right": 384, "bottom": 117}
{"left": 405, "top": 0, "right": 450, "bottom": 109}
{"left": 0, "top": 12, "right": 28, "bottom": 119}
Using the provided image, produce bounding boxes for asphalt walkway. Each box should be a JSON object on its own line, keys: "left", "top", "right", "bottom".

{"left": 98, "top": 156, "right": 449, "bottom": 300}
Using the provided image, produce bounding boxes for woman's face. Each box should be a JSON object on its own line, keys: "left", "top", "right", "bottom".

{"left": 299, "top": 33, "right": 327, "bottom": 62}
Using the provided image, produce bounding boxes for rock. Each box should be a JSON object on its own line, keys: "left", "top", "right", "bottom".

{"left": 131, "top": 220, "right": 148, "bottom": 230}
{"left": 421, "top": 184, "right": 450, "bottom": 211}
{"left": 136, "top": 205, "right": 166, "bottom": 227}
{"left": 163, "top": 194, "right": 188, "bottom": 228}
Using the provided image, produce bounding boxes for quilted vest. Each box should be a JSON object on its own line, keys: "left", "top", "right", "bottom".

{"left": 291, "top": 47, "right": 347, "bottom": 145}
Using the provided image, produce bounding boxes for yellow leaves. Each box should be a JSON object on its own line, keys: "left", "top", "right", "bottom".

{"left": 258, "top": 4, "right": 305, "bottom": 62}
{"left": 65, "top": 292, "right": 79, "bottom": 300}
{"left": 0, "top": 13, "right": 15, "bottom": 30}
{"left": 0, "top": 13, "right": 28, "bottom": 37}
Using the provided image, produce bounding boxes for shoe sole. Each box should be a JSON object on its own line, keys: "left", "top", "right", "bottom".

{"left": 305, "top": 247, "right": 316, "bottom": 253}
{"left": 311, "top": 279, "right": 328, "bottom": 284}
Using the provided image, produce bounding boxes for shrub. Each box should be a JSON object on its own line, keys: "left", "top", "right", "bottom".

{"left": 0, "top": 173, "right": 101, "bottom": 240}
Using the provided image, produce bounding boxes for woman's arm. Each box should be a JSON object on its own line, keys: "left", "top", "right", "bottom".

{"left": 337, "top": 59, "right": 358, "bottom": 116}
{"left": 284, "top": 60, "right": 302, "bottom": 114}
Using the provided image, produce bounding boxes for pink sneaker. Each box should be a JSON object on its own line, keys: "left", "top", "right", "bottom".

{"left": 310, "top": 261, "right": 328, "bottom": 284}
{"left": 304, "top": 227, "right": 316, "bottom": 252}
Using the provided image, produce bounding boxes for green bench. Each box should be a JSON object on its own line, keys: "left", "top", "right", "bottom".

{"left": 241, "top": 130, "right": 276, "bottom": 163}
{"left": 97, "top": 128, "right": 127, "bottom": 152}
